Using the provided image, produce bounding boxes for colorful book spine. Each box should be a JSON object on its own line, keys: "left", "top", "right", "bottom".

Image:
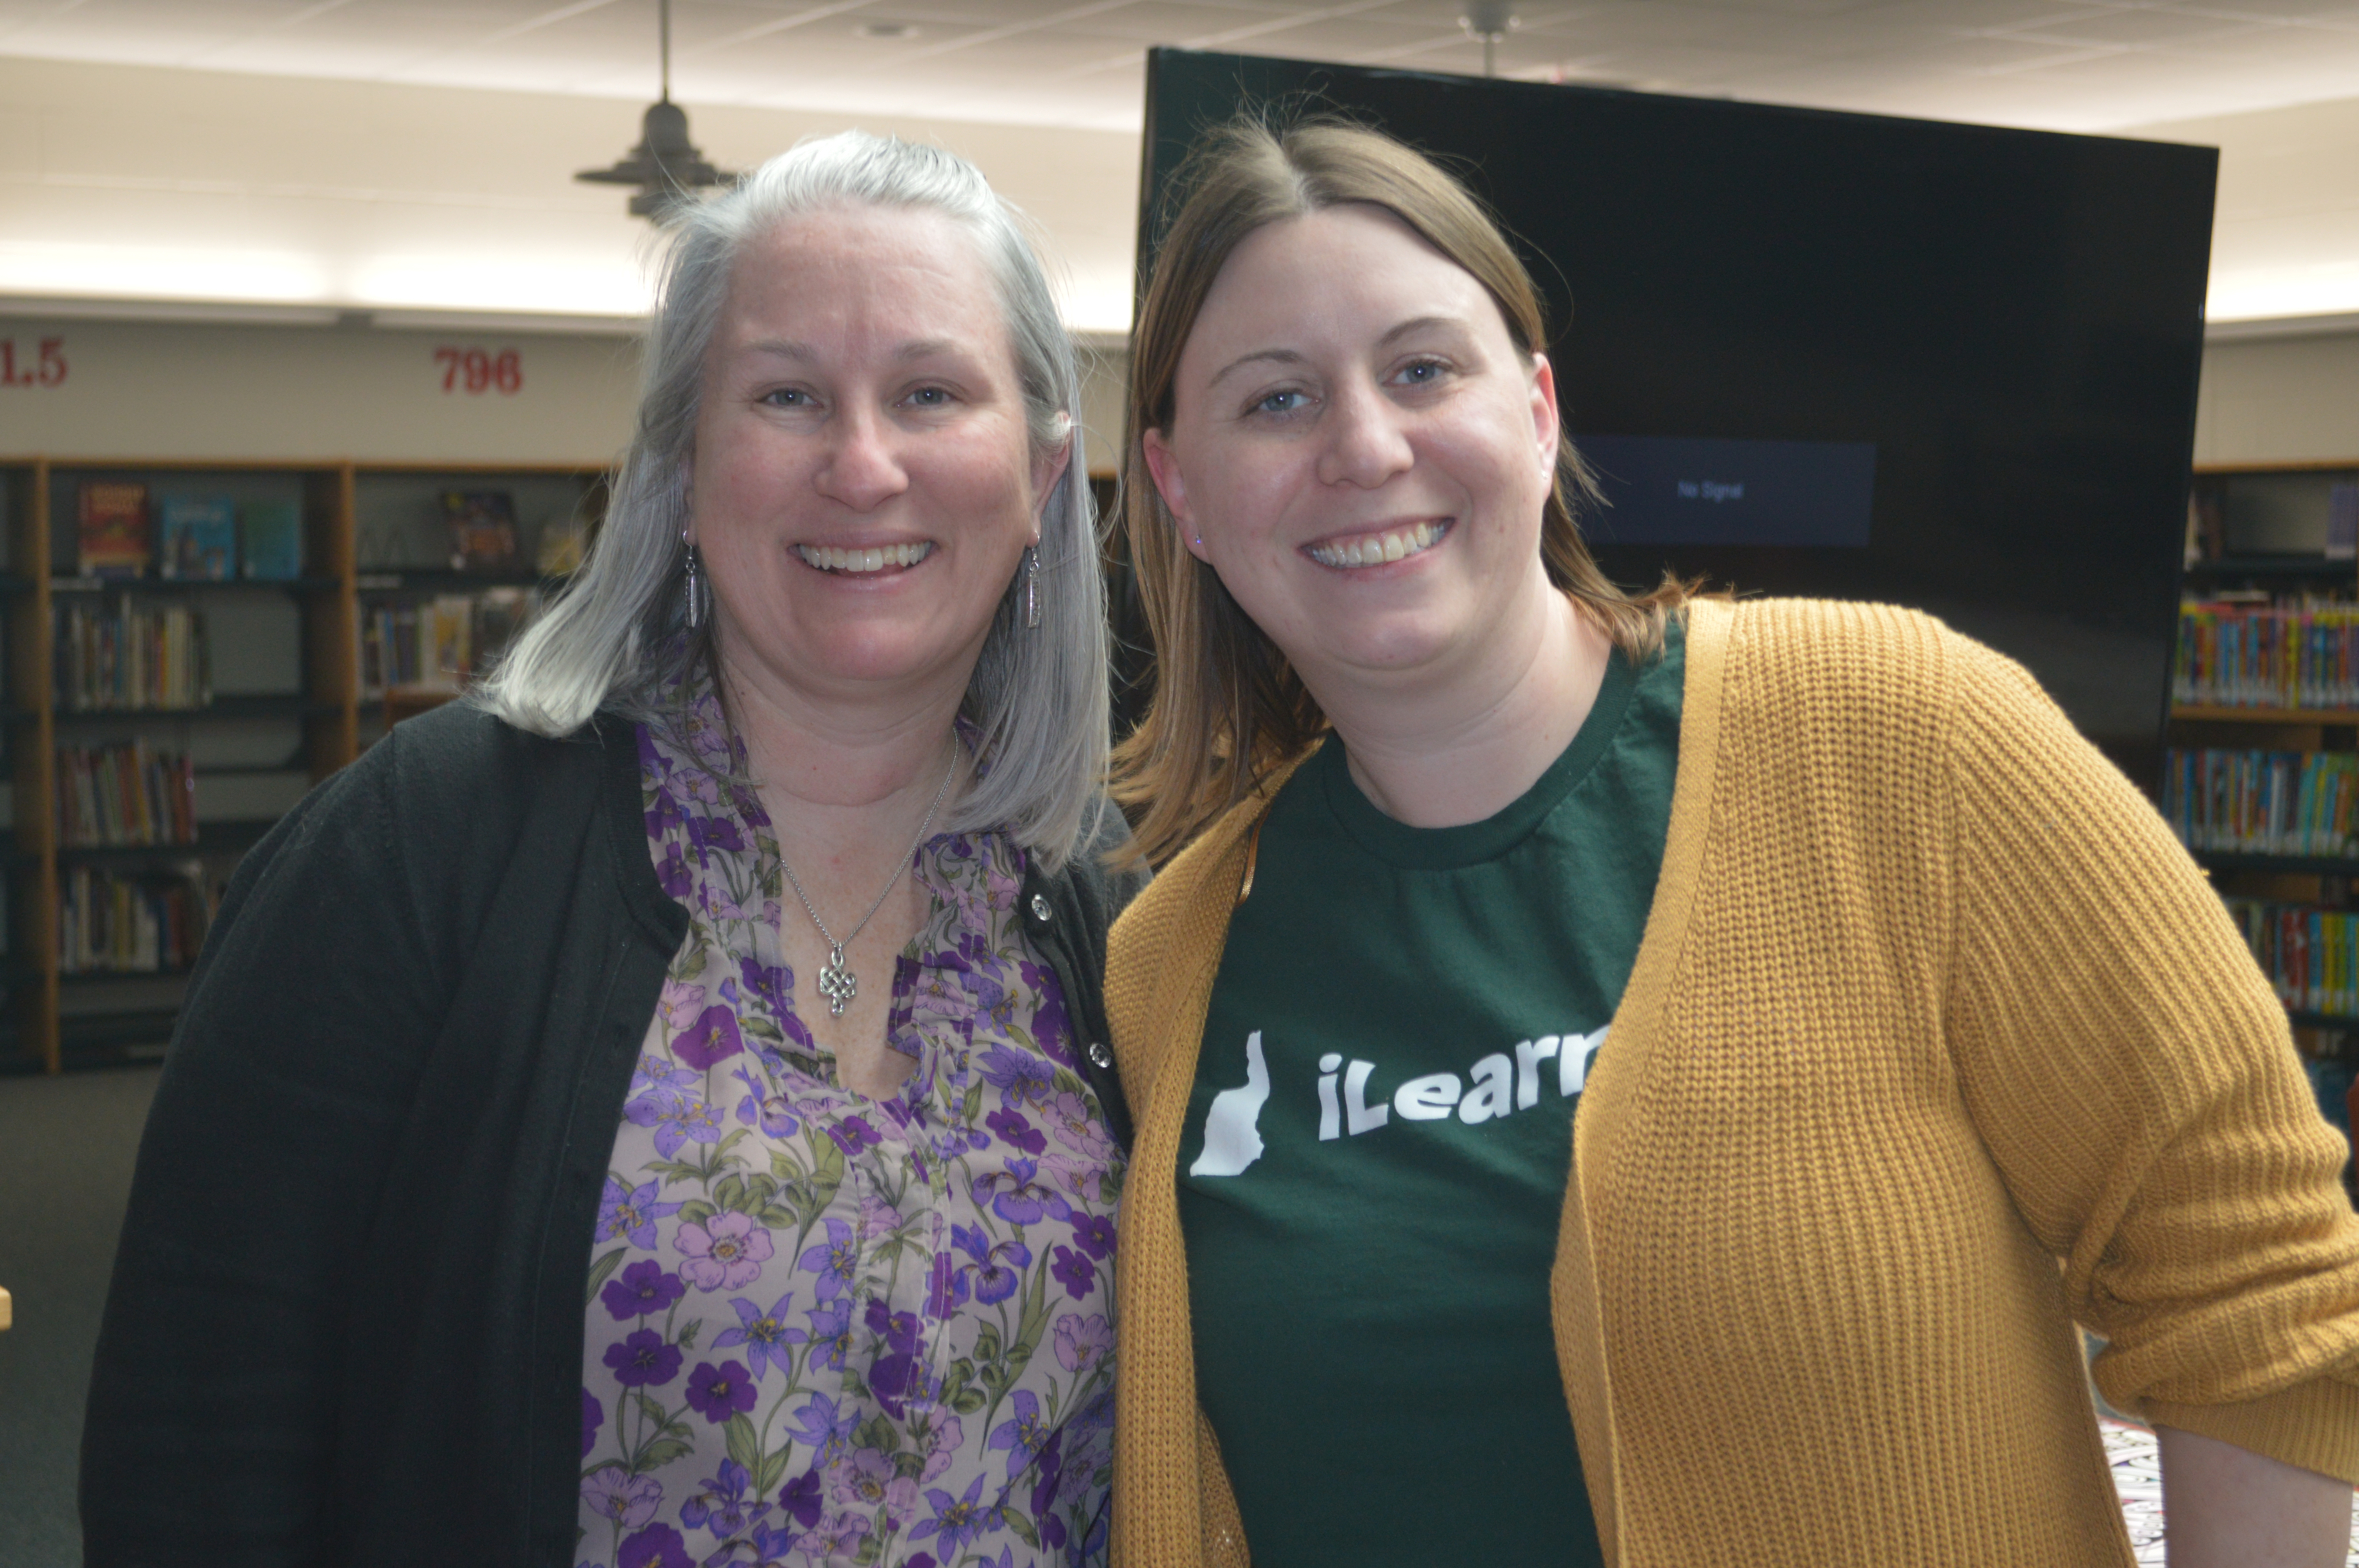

{"left": 2176, "top": 603, "right": 2359, "bottom": 711}
{"left": 53, "top": 603, "right": 211, "bottom": 711}
{"left": 57, "top": 862, "right": 214, "bottom": 975}
{"left": 77, "top": 482, "right": 150, "bottom": 578}
{"left": 156, "top": 495, "right": 236, "bottom": 581}
{"left": 53, "top": 742, "right": 197, "bottom": 848}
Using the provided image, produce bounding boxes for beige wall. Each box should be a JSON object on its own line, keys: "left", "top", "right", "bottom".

{"left": 0, "top": 313, "right": 1132, "bottom": 475}
{"left": 2195, "top": 331, "right": 2359, "bottom": 466}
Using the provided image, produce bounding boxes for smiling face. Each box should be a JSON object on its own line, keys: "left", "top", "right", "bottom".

{"left": 1142, "top": 202, "right": 1561, "bottom": 704}
{"left": 690, "top": 203, "right": 1065, "bottom": 710}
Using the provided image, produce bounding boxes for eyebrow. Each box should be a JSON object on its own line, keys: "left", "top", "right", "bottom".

{"left": 1204, "top": 315, "right": 1470, "bottom": 389}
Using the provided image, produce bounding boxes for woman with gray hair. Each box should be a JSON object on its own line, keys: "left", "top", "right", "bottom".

{"left": 82, "top": 132, "right": 1140, "bottom": 1568}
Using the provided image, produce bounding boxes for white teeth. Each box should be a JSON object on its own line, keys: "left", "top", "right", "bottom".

{"left": 797, "top": 542, "right": 932, "bottom": 573}
{"left": 1309, "top": 522, "right": 1448, "bottom": 570}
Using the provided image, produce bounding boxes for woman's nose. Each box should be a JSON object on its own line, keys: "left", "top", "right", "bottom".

{"left": 1316, "top": 380, "right": 1416, "bottom": 490}
{"left": 815, "top": 405, "right": 911, "bottom": 511}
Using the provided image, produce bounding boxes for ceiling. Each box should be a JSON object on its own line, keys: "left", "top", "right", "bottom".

{"left": 4, "top": 0, "right": 2359, "bottom": 134}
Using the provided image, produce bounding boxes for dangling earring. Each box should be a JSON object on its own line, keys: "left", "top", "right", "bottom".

{"left": 1023, "top": 544, "right": 1041, "bottom": 630}
{"left": 683, "top": 535, "right": 710, "bottom": 631}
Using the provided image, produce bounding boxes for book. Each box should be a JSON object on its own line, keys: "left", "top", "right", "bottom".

{"left": 157, "top": 495, "right": 236, "bottom": 581}
{"left": 239, "top": 499, "right": 302, "bottom": 580}
{"left": 2332, "top": 483, "right": 2359, "bottom": 563}
{"left": 440, "top": 489, "right": 519, "bottom": 573}
{"left": 77, "top": 482, "right": 150, "bottom": 578}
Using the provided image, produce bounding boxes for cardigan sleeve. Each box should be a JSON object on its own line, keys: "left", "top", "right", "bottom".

{"left": 79, "top": 730, "right": 458, "bottom": 1564}
{"left": 1940, "top": 630, "right": 2359, "bottom": 1482}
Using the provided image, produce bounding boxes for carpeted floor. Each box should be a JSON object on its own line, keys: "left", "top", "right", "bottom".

{"left": 0, "top": 1065, "right": 160, "bottom": 1568}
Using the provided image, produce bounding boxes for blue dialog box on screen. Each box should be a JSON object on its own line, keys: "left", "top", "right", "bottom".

{"left": 1574, "top": 435, "right": 1877, "bottom": 548}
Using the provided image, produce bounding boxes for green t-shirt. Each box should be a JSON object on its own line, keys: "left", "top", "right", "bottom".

{"left": 1174, "top": 619, "right": 1685, "bottom": 1566}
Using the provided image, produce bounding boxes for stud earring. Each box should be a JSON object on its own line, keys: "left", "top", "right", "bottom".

{"left": 1023, "top": 544, "right": 1041, "bottom": 629}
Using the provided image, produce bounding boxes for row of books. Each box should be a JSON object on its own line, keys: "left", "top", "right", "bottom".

{"left": 57, "top": 742, "right": 197, "bottom": 849}
{"left": 359, "top": 588, "right": 537, "bottom": 697}
{"left": 2161, "top": 749, "right": 2359, "bottom": 857}
{"left": 2225, "top": 897, "right": 2359, "bottom": 1019}
{"left": 54, "top": 602, "right": 213, "bottom": 712}
{"left": 2174, "top": 601, "right": 2359, "bottom": 711}
{"left": 77, "top": 483, "right": 302, "bottom": 581}
{"left": 59, "top": 863, "right": 214, "bottom": 976}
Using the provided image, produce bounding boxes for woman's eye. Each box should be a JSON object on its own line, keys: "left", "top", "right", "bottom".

{"left": 1395, "top": 359, "right": 1448, "bottom": 386}
{"left": 759, "top": 388, "right": 811, "bottom": 408}
{"left": 1253, "top": 389, "right": 1309, "bottom": 416}
{"left": 905, "top": 386, "right": 953, "bottom": 408}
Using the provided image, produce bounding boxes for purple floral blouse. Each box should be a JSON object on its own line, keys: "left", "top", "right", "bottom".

{"left": 578, "top": 697, "right": 1122, "bottom": 1568}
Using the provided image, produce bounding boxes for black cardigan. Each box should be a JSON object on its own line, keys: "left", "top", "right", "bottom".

{"left": 80, "top": 703, "right": 1143, "bottom": 1567}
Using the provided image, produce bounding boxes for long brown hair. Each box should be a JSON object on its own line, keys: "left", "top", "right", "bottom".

{"left": 1109, "top": 116, "right": 1689, "bottom": 866}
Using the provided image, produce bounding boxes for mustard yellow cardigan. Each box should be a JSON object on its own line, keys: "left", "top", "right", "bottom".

{"left": 1105, "top": 597, "right": 2359, "bottom": 1568}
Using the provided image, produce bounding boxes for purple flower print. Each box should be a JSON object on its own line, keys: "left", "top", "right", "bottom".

{"left": 783, "top": 1391, "right": 859, "bottom": 1463}
{"left": 914, "top": 1413, "right": 964, "bottom": 1484}
{"left": 685, "top": 811, "right": 745, "bottom": 854}
{"left": 829, "top": 1446, "right": 921, "bottom": 1525}
{"left": 616, "top": 1523, "right": 693, "bottom": 1568}
{"left": 597, "top": 1176, "right": 683, "bottom": 1250}
{"left": 677, "top": 1212, "right": 774, "bottom": 1291}
{"left": 644, "top": 779, "right": 687, "bottom": 843}
{"left": 674, "top": 1006, "right": 743, "bottom": 1071}
{"left": 1029, "top": 1429, "right": 1066, "bottom": 1521}
{"left": 1050, "top": 1244, "right": 1096, "bottom": 1301}
{"left": 1041, "top": 1152, "right": 1117, "bottom": 1209}
{"left": 797, "top": 1509, "right": 875, "bottom": 1560}
{"left": 684, "top": 1359, "right": 758, "bottom": 1423}
{"left": 601, "top": 1259, "right": 687, "bottom": 1321}
{"left": 714, "top": 1290, "right": 798, "bottom": 1381}
{"left": 582, "top": 1465, "right": 663, "bottom": 1528}
{"left": 653, "top": 838, "right": 694, "bottom": 899}
{"left": 975, "top": 1042, "right": 1056, "bottom": 1109}
{"left": 603, "top": 1328, "right": 683, "bottom": 1388}
{"left": 985, "top": 1107, "right": 1047, "bottom": 1155}
{"left": 1044, "top": 1091, "right": 1117, "bottom": 1164}
{"left": 631, "top": 1050, "right": 703, "bottom": 1099}
{"left": 779, "top": 1468, "right": 824, "bottom": 1528}
{"left": 910, "top": 1472, "right": 997, "bottom": 1557}
{"left": 949, "top": 1222, "right": 1031, "bottom": 1306}
{"left": 1067, "top": 1211, "right": 1116, "bottom": 1262}
{"left": 1018, "top": 956, "right": 1076, "bottom": 1067}
{"left": 626, "top": 1093, "right": 724, "bottom": 1160}
{"left": 863, "top": 1299, "right": 923, "bottom": 1419}
{"left": 736, "top": 1523, "right": 799, "bottom": 1566}
{"left": 827, "top": 1115, "right": 882, "bottom": 1156}
{"left": 907, "top": 1556, "right": 939, "bottom": 1568}
{"left": 1054, "top": 1312, "right": 1110, "bottom": 1376}
{"left": 972, "top": 1157, "right": 1071, "bottom": 1226}
{"left": 796, "top": 1218, "right": 859, "bottom": 1301}
{"left": 680, "top": 1457, "right": 769, "bottom": 1536}
{"left": 732, "top": 1075, "right": 798, "bottom": 1138}
{"left": 581, "top": 1388, "right": 603, "bottom": 1457}
{"left": 987, "top": 1389, "right": 1052, "bottom": 1472}
{"left": 803, "top": 1297, "right": 854, "bottom": 1371}
{"left": 737, "top": 956, "right": 791, "bottom": 1020}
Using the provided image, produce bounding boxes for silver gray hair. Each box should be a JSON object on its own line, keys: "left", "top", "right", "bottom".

{"left": 478, "top": 131, "right": 1109, "bottom": 871}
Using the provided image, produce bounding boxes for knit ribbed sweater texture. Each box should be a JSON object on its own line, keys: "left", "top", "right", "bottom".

{"left": 1105, "top": 597, "right": 2359, "bottom": 1568}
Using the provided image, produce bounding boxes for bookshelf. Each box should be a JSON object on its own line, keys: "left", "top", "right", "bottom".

{"left": 0, "top": 456, "right": 602, "bottom": 1074}
{"left": 2172, "top": 461, "right": 2359, "bottom": 1143}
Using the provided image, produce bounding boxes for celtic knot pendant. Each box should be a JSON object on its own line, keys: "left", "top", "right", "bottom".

{"left": 817, "top": 944, "right": 857, "bottom": 1016}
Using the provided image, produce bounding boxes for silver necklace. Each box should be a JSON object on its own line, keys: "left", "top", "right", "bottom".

{"left": 779, "top": 744, "right": 960, "bottom": 1017}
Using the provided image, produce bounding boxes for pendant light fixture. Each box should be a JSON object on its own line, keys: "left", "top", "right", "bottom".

{"left": 576, "top": 0, "right": 737, "bottom": 221}
{"left": 1461, "top": 0, "right": 1514, "bottom": 78}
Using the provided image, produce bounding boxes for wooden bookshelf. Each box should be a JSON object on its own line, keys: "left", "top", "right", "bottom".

{"left": 0, "top": 455, "right": 603, "bottom": 1074}
{"left": 2172, "top": 458, "right": 2359, "bottom": 1055}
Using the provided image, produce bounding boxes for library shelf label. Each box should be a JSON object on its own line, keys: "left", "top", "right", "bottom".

{"left": 433, "top": 346, "right": 523, "bottom": 396}
{"left": 0, "top": 335, "right": 66, "bottom": 389}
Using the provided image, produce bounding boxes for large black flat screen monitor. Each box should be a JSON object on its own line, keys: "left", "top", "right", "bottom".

{"left": 1138, "top": 49, "right": 2217, "bottom": 786}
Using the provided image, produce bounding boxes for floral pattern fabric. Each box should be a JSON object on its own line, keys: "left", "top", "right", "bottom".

{"left": 580, "top": 701, "right": 1122, "bottom": 1568}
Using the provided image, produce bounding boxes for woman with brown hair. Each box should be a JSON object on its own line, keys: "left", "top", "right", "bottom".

{"left": 1101, "top": 117, "right": 2359, "bottom": 1567}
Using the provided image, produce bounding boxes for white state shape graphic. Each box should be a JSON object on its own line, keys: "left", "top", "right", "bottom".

{"left": 1190, "top": 1030, "right": 1270, "bottom": 1178}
